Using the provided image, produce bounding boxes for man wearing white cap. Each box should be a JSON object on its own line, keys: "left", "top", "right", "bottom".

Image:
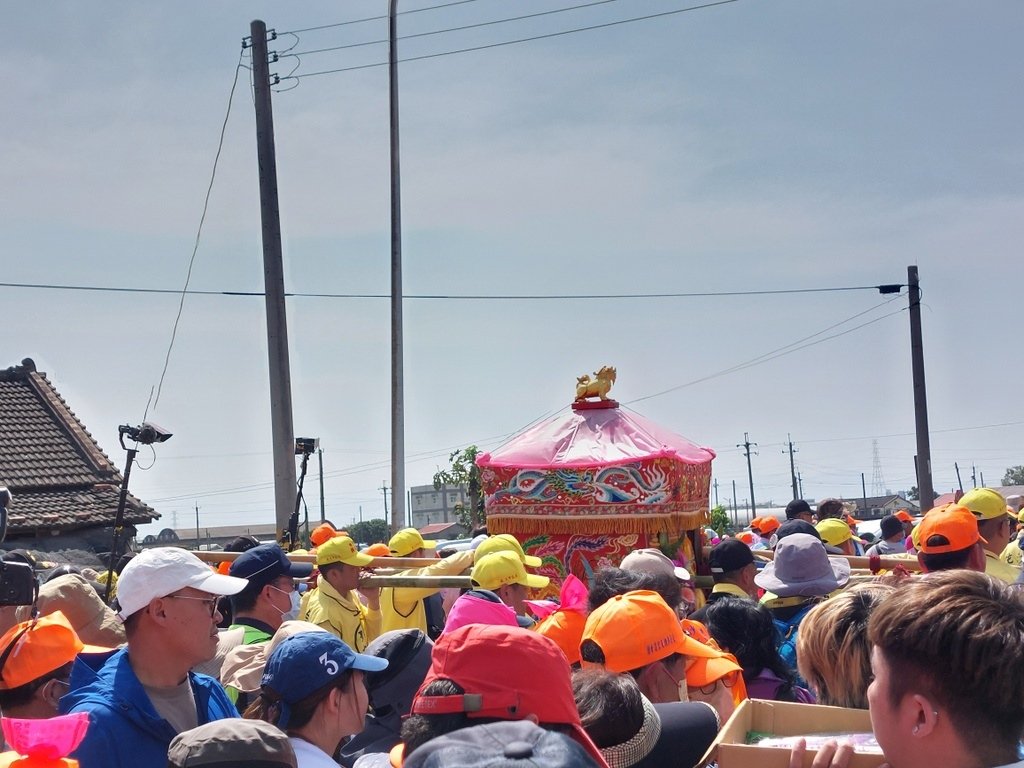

{"left": 60, "top": 547, "right": 248, "bottom": 768}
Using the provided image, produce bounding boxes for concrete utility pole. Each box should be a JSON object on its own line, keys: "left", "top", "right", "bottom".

{"left": 713, "top": 479, "right": 719, "bottom": 508}
{"left": 250, "top": 19, "right": 297, "bottom": 540}
{"left": 387, "top": 0, "right": 406, "bottom": 535}
{"left": 861, "top": 473, "right": 868, "bottom": 516}
{"left": 785, "top": 435, "right": 798, "bottom": 499}
{"left": 318, "top": 448, "right": 325, "bottom": 522}
{"left": 907, "top": 265, "right": 934, "bottom": 510}
{"left": 731, "top": 481, "right": 737, "bottom": 525}
{"left": 738, "top": 433, "right": 757, "bottom": 515}
{"left": 381, "top": 483, "right": 390, "bottom": 522}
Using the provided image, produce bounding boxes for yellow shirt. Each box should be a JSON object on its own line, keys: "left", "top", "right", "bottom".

{"left": 380, "top": 550, "right": 475, "bottom": 634}
{"left": 985, "top": 550, "right": 1021, "bottom": 585}
{"left": 299, "top": 577, "right": 380, "bottom": 652}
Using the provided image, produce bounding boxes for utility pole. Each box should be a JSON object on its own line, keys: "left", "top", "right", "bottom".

{"left": 738, "top": 433, "right": 757, "bottom": 516}
{"left": 380, "top": 483, "right": 390, "bottom": 522}
{"left": 731, "top": 480, "right": 738, "bottom": 525}
{"left": 971, "top": 464, "right": 977, "bottom": 488}
{"left": 250, "top": 20, "right": 297, "bottom": 540}
{"left": 785, "top": 434, "right": 798, "bottom": 499}
{"left": 980, "top": 470, "right": 985, "bottom": 487}
{"left": 713, "top": 479, "right": 719, "bottom": 508}
{"left": 797, "top": 472, "right": 803, "bottom": 498}
{"left": 954, "top": 462, "right": 964, "bottom": 492}
{"left": 861, "top": 473, "right": 868, "bottom": 517}
{"left": 318, "top": 448, "right": 326, "bottom": 522}
{"left": 387, "top": 0, "right": 406, "bottom": 536}
{"left": 907, "top": 265, "right": 934, "bottom": 510}
{"left": 194, "top": 502, "right": 200, "bottom": 550}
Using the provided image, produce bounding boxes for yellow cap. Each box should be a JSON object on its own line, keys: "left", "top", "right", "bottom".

{"left": 388, "top": 528, "right": 437, "bottom": 557}
{"left": 958, "top": 488, "right": 1010, "bottom": 521}
{"left": 471, "top": 551, "right": 549, "bottom": 591}
{"left": 816, "top": 518, "right": 854, "bottom": 547}
{"left": 473, "top": 534, "right": 542, "bottom": 568}
{"left": 316, "top": 536, "right": 373, "bottom": 567}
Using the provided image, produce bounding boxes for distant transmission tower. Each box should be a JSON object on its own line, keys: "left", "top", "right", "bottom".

{"left": 871, "top": 440, "right": 886, "bottom": 496}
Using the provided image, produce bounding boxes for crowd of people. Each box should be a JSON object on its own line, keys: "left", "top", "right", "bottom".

{"left": 0, "top": 489, "right": 1022, "bottom": 768}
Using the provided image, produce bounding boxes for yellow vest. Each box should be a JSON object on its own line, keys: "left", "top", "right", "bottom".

{"left": 379, "top": 550, "right": 475, "bottom": 634}
{"left": 985, "top": 550, "right": 1021, "bottom": 585}
{"left": 299, "top": 577, "right": 380, "bottom": 652}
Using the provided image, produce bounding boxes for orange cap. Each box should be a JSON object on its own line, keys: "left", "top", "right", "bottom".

{"left": 534, "top": 609, "right": 587, "bottom": 665}
{"left": 755, "top": 516, "right": 780, "bottom": 535}
{"left": 894, "top": 510, "right": 913, "bottom": 524}
{"left": 310, "top": 524, "right": 343, "bottom": 548}
{"left": 581, "top": 590, "right": 721, "bottom": 673}
{"left": 0, "top": 611, "right": 107, "bottom": 690}
{"left": 918, "top": 504, "right": 986, "bottom": 555}
{"left": 362, "top": 543, "right": 392, "bottom": 558}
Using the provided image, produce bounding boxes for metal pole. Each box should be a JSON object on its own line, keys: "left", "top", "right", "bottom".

{"left": 741, "top": 433, "right": 756, "bottom": 516}
{"left": 195, "top": 501, "right": 200, "bottom": 550}
{"left": 955, "top": 462, "right": 964, "bottom": 493}
{"left": 388, "top": 0, "right": 406, "bottom": 536}
{"left": 908, "top": 266, "right": 934, "bottom": 510}
{"left": 250, "top": 20, "right": 297, "bottom": 539}
{"left": 318, "top": 448, "right": 326, "bottom": 522}
{"left": 105, "top": 447, "right": 137, "bottom": 605}
{"left": 861, "top": 472, "right": 868, "bottom": 517}
{"left": 731, "top": 480, "right": 737, "bottom": 525}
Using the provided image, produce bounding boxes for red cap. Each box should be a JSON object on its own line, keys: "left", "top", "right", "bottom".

{"left": 411, "top": 624, "right": 608, "bottom": 768}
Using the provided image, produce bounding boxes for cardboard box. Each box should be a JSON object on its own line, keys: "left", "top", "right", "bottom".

{"left": 699, "top": 698, "right": 882, "bottom": 768}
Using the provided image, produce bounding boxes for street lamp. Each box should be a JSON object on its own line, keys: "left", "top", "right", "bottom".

{"left": 105, "top": 421, "right": 172, "bottom": 604}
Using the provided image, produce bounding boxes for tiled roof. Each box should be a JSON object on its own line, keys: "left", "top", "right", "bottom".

{"left": 0, "top": 358, "right": 157, "bottom": 533}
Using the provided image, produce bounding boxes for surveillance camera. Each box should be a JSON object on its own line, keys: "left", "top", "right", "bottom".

{"left": 137, "top": 421, "right": 172, "bottom": 444}
{"left": 120, "top": 422, "right": 173, "bottom": 445}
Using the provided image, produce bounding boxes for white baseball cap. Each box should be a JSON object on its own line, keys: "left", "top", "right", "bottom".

{"left": 116, "top": 547, "right": 248, "bottom": 619}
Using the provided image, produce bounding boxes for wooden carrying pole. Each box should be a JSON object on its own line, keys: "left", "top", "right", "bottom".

{"left": 703, "top": 546, "right": 924, "bottom": 573}
{"left": 189, "top": 551, "right": 442, "bottom": 569}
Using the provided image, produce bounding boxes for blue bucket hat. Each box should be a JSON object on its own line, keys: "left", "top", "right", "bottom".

{"left": 262, "top": 632, "right": 388, "bottom": 728}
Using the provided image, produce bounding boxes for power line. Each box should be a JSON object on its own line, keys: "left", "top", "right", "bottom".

{"left": 280, "top": 0, "right": 740, "bottom": 82}
{"left": 0, "top": 281, "right": 903, "bottom": 301}
{"left": 148, "top": 54, "right": 245, "bottom": 416}
{"left": 625, "top": 295, "right": 906, "bottom": 405}
{"left": 279, "top": 0, "right": 487, "bottom": 35}
{"left": 284, "top": 0, "right": 629, "bottom": 58}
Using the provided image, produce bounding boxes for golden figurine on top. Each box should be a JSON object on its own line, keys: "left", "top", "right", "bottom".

{"left": 575, "top": 366, "right": 617, "bottom": 402}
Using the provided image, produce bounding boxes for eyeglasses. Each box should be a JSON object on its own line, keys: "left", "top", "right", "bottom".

{"left": 167, "top": 594, "right": 220, "bottom": 617}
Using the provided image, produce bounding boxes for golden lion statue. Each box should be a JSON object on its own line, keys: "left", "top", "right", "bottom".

{"left": 575, "top": 366, "right": 617, "bottom": 401}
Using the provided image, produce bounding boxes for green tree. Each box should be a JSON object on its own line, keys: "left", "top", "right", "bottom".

{"left": 709, "top": 505, "right": 734, "bottom": 536}
{"left": 907, "top": 486, "right": 939, "bottom": 502}
{"left": 1003, "top": 466, "right": 1024, "bottom": 486}
{"left": 347, "top": 519, "right": 389, "bottom": 546}
{"left": 433, "top": 446, "right": 483, "bottom": 529}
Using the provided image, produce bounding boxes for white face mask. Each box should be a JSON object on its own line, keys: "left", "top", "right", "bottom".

{"left": 271, "top": 585, "right": 301, "bottom": 621}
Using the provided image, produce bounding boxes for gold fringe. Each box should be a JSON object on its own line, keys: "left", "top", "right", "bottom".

{"left": 488, "top": 513, "right": 706, "bottom": 536}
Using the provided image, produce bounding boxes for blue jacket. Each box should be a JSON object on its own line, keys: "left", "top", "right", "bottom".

{"left": 59, "top": 648, "right": 238, "bottom": 768}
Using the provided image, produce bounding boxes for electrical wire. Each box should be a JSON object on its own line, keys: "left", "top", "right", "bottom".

{"left": 625, "top": 296, "right": 907, "bottom": 405}
{"left": 283, "top": 0, "right": 629, "bottom": 59}
{"left": 280, "top": 0, "right": 487, "bottom": 35}
{"left": 280, "top": 0, "right": 740, "bottom": 82}
{"left": 147, "top": 54, "right": 244, "bottom": 416}
{"left": 0, "top": 281, "right": 903, "bottom": 301}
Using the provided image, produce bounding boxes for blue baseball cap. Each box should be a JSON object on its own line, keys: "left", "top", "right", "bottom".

{"left": 262, "top": 632, "right": 389, "bottom": 728}
{"left": 229, "top": 543, "right": 313, "bottom": 587}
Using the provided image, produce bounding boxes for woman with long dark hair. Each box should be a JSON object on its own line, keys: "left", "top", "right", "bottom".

{"left": 699, "top": 597, "right": 813, "bottom": 703}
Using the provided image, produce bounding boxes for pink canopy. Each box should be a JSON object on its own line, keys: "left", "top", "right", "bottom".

{"left": 478, "top": 405, "right": 715, "bottom": 470}
{"left": 477, "top": 403, "right": 715, "bottom": 538}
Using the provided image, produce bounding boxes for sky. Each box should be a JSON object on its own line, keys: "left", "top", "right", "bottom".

{"left": 2, "top": 1, "right": 1022, "bottom": 538}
